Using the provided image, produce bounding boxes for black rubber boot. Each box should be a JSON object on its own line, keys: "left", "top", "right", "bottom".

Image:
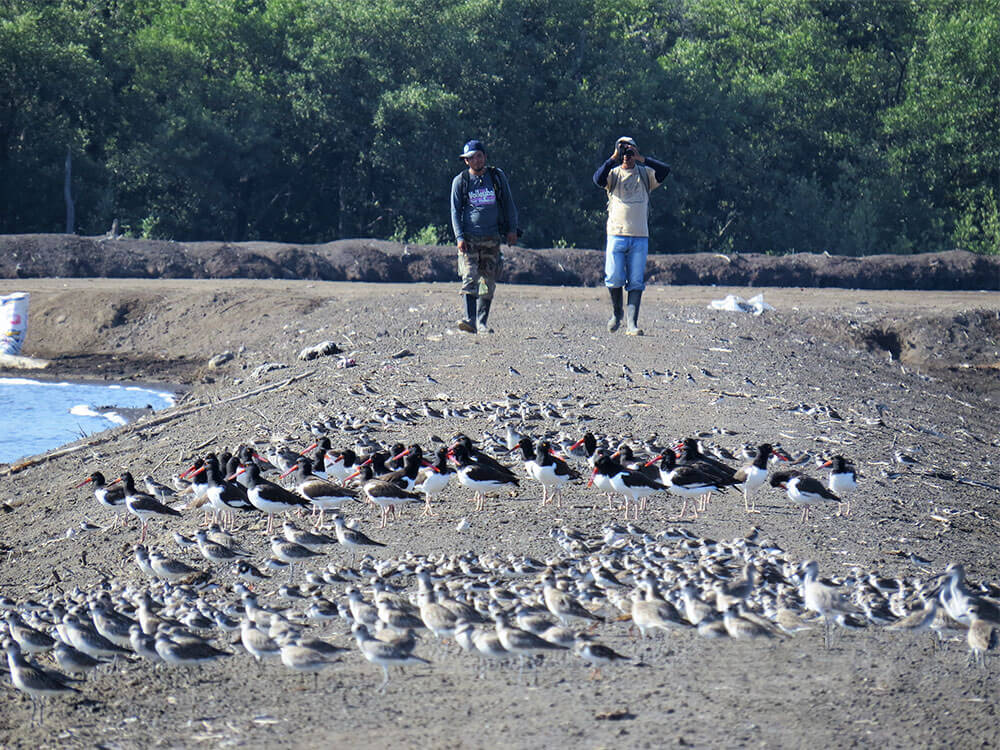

{"left": 476, "top": 297, "right": 493, "bottom": 333}
{"left": 458, "top": 294, "right": 477, "bottom": 333}
{"left": 606, "top": 287, "right": 624, "bottom": 332}
{"left": 625, "top": 289, "right": 643, "bottom": 336}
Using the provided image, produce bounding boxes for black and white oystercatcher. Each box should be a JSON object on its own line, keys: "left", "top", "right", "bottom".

{"left": 449, "top": 443, "right": 519, "bottom": 512}
{"left": 769, "top": 471, "right": 840, "bottom": 522}
{"left": 75, "top": 471, "right": 128, "bottom": 528}
{"left": 118, "top": 472, "right": 182, "bottom": 542}
{"left": 240, "top": 463, "right": 310, "bottom": 535}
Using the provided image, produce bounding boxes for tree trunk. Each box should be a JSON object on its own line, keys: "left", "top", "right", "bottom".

{"left": 337, "top": 171, "right": 344, "bottom": 238}
{"left": 64, "top": 146, "right": 75, "bottom": 234}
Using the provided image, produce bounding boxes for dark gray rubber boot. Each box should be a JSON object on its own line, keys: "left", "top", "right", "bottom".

{"left": 607, "top": 287, "right": 624, "bottom": 332}
{"left": 458, "top": 294, "right": 477, "bottom": 333}
{"left": 625, "top": 289, "right": 643, "bottom": 335}
{"left": 476, "top": 297, "right": 493, "bottom": 333}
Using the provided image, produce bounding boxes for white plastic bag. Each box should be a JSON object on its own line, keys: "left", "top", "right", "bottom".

{"left": 0, "top": 292, "right": 29, "bottom": 355}
{"left": 708, "top": 292, "right": 773, "bottom": 316}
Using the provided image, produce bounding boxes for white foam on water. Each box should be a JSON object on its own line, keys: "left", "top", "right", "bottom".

{"left": 0, "top": 379, "right": 175, "bottom": 463}
{"left": 0, "top": 377, "right": 74, "bottom": 387}
{"left": 69, "top": 404, "right": 127, "bottom": 425}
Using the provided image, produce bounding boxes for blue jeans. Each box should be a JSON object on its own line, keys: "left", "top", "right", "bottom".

{"left": 604, "top": 235, "right": 648, "bottom": 291}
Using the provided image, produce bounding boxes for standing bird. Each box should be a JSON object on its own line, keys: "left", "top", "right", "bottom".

{"left": 284, "top": 456, "right": 358, "bottom": 527}
{"left": 731, "top": 443, "right": 775, "bottom": 514}
{"left": 592, "top": 453, "right": 665, "bottom": 520}
{"left": 332, "top": 515, "right": 387, "bottom": 556}
{"left": 297, "top": 436, "right": 332, "bottom": 479}
{"left": 412, "top": 447, "right": 454, "bottom": 517}
{"left": 240, "top": 463, "right": 310, "bottom": 535}
{"left": 629, "top": 586, "right": 690, "bottom": 637}
{"left": 154, "top": 632, "right": 231, "bottom": 667}
{"left": 380, "top": 445, "right": 425, "bottom": 491}
{"left": 653, "top": 450, "right": 737, "bottom": 521}
{"left": 194, "top": 528, "right": 249, "bottom": 563}
{"left": 282, "top": 520, "right": 337, "bottom": 551}
{"left": 541, "top": 572, "right": 603, "bottom": 626}
{"left": 4, "top": 612, "right": 56, "bottom": 655}
{"left": 324, "top": 448, "right": 363, "bottom": 485}
{"left": 885, "top": 595, "right": 939, "bottom": 648}
{"left": 451, "top": 434, "right": 519, "bottom": 477}
{"left": 4, "top": 639, "right": 80, "bottom": 725}
{"left": 676, "top": 437, "right": 737, "bottom": 513}
{"left": 967, "top": 610, "right": 998, "bottom": 668}
{"left": 149, "top": 550, "right": 203, "bottom": 583}
{"left": 493, "top": 611, "right": 569, "bottom": 677}
{"left": 573, "top": 636, "right": 632, "bottom": 679}
{"left": 270, "top": 537, "right": 323, "bottom": 578}
{"left": 449, "top": 443, "right": 520, "bottom": 512}
{"left": 515, "top": 435, "right": 542, "bottom": 479}
{"left": 143, "top": 475, "right": 177, "bottom": 504}
{"left": 800, "top": 560, "right": 862, "bottom": 648}
{"left": 52, "top": 640, "right": 107, "bottom": 678}
{"left": 823, "top": 455, "right": 858, "bottom": 517}
{"left": 586, "top": 449, "right": 622, "bottom": 512}
{"left": 770, "top": 471, "right": 840, "bottom": 523}
{"left": 351, "top": 623, "right": 429, "bottom": 693}
{"left": 349, "top": 464, "right": 423, "bottom": 528}
{"left": 118, "top": 471, "right": 182, "bottom": 542}
{"left": 533, "top": 440, "right": 579, "bottom": 509}
{"left": 193, "top": 456, "right": 255, "bottom": 528}
{"left": 180, "top": 457, "right": 211, "bottom": 516}
{"left": 75, "top": 471, "right": 128, "bottom": 528}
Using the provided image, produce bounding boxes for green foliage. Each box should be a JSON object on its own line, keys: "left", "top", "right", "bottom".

{"left": 953, "top": 188, "right": 1000, "bottom": 255}
{"left": 140, "top": 214, "right": 162, "bottom": 240}
{"left": 0, "top": 0, "right": 996, "bottom": 256}
{"left": 409, "top": 224, "right": 446, "bottom": 246}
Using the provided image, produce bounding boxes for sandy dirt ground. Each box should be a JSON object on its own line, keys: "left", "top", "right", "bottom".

{"left": 1, "top": 279, "right": 999, "bottom": 749}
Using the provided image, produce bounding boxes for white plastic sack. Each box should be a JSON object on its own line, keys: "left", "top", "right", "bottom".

{"left": 708, "top": 292, "right": 774, "bottom": 316}
{"left": 0, "top": 292, "right": 29, "bottom": 355}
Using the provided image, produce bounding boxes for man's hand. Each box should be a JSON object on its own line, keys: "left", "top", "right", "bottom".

{"left": 505, "top": 231, "right": 518, "bottom": 246}
{"left": 610, "top": 146, "right": 622, "bottom": 163}
{"left": 634, "top": 150, "right": 646, "bottom": 163}
{"left": 457, "top": 239, "right": 468, "bottom": 252}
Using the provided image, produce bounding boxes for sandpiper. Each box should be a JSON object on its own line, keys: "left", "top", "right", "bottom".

{"left": 194, "top": 528, "right": 249, "bottom": 563}
{"left": 351, "top": 623, "right": 429, "bottom": 692}
{"left": 573, "top": 636, "right": 631, "bottom": 678}
{"left": 4, "top": 638, "right": 80, "bottom": 725}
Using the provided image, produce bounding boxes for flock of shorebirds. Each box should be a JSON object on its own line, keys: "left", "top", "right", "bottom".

{"left": 3, "top": 424, "right": 998, "bottom": 726}
{"left": 75, "top": 428, "right": 860, "bottom": 536}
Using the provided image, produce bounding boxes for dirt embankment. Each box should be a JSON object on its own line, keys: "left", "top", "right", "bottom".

{"left": 1, "top": 233, "right": 998, "bottom": 290}
{"left": 7, "top": 280, "right": 998, "bottom": 391}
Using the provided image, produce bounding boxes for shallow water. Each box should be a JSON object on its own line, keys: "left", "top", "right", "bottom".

{"left": 0, "top": 377, "right": 174, "bottom": 463}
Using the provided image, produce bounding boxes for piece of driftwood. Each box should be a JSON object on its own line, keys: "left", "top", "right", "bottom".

{"left": 192, "top": 434, "right": 218, "bottom": 451}
{"left": 1, "top": 371, "right": 313, "bottom": 476}
{"left": 0, "top": 353, "right": 51, "bottom": 369}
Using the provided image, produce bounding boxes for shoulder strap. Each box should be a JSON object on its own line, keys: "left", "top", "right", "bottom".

{"left": 638, "top": 164, "right": 650, "bottom": 193}
{"left": 460, "top": 170, "right": 470, "bottom": 206}
{"left": 489, "top": 167, "right": 504, "bottom": 207}
{"left": 490, "top": 166, "right": 509, "bottom": 233}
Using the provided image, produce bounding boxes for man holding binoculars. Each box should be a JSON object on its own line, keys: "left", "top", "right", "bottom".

{"left": 593, "top": 136, "right": 670, "bottom": 336}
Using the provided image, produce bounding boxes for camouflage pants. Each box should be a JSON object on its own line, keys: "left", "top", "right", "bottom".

{"left": 458, "top": 236, "right": 502, "bottom": 298}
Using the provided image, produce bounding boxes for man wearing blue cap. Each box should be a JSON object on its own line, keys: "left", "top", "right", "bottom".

{"left": 450, "top": 139, "right": 519, "bottom": 333}
{"left": 594, "top": 136, "right": 670, "bottom": 336}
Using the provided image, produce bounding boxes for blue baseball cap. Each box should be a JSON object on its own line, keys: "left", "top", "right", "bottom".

{"left": 460, "top": 139, "right": 485, "bottom": 158}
